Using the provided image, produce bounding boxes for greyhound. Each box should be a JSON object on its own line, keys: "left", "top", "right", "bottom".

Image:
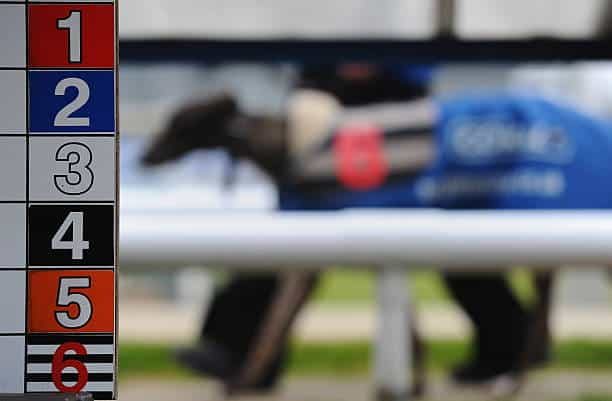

{"left": 142, "top": 90, "right": 564, "bottom": 396}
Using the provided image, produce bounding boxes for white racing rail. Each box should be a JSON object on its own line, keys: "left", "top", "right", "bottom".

{"left": 121, "top": 210, "right": 612, "bottom": 268}
{"left": 119, "top": 210, "right": 612, "bottom": 400}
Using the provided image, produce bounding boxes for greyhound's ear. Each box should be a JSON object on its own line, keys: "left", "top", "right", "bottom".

{"left": 201, "top": 92, "right": 239, "bottom": 120}
{"left": 162, "top": 92, "right": 239, "bottom": 139}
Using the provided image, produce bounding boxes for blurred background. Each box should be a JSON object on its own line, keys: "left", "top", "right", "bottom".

{"left": 117, "top": 1, "right": 612, "bottom": 401}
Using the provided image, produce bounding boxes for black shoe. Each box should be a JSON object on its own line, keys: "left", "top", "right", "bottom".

{"left": 174, "top": 341, "right": 238, "bottom": 380}
{"left": 176, "top": 341, "right": 286, "bottom": 393}
{"left": 451, "top": 361, "right": 515, "bottom": 385}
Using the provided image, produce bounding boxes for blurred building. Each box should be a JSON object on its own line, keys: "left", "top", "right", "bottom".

{"left": 120, "top": 0, "right": 609, "bottom": 40}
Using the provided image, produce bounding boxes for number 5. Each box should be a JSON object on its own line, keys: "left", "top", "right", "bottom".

{"left": 56, "top": 277, "right": 92, "bottom": 329}
{"left": 52, "top": 212, "right": 90, "bottom": 260}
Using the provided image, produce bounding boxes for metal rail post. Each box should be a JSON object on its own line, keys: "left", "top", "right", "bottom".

{"left": 375, "top": 266, "right": 411, "bottom": 401}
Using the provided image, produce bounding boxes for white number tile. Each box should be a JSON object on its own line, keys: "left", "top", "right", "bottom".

{"left": 0, "top": 70, "right": 26, "bottom": 134}
{"left": 0, "top": 271, "right": 25, "bottom": 332}
{"left": 0, "top": 138, "right": 26, "bottom": 201}
{"left": 0, "top": 4, "right": 26, "bottom": 68}
{"left": 0, "top": 204, "right": 25, "bottom": 269}
{"left": 0, "top": 336, "right": 25, "bottom": 394}
{"left": 29, "top": 137, "right": 116, "bottom": 202}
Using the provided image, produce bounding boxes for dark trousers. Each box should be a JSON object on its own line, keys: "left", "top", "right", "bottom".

{"left": 202, "top": 275, "right": 280, "bottom": 358}
{"left": 200, "top": 272, "right": 530, "bottom": 381}
{"left": 443, "top": 272, "right": 529, "bottom": 368}
{"left": 200, "top": 274, "right": 286, "bottom": 386}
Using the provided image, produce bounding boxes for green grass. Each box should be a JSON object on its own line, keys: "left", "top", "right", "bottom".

{"left": 118, "top": 339, "right": 612, "bottom": 379}
{"left": 313, "top": 270, "right": 452, "bottom": 305}
{"left": 313, "top": 269, "right": 536, "bottom": 306}
{"left": 581, "top": 396, "right": 612, "bottom": 401}
{"left": 118, "top": 344, "right": 194, "bottom": 379}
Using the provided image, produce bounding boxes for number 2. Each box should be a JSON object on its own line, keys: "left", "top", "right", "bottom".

{"left": 52, "top": 212, "right": 90, "bottom": 260}
{"left": 57, "top": 11, "right": 82, "bottom": 64}
{"left": 56, "top": 277, "right": 92, "bottom": 329}
{"left": 54, "top": 78, "right": 91, "bottom": 127}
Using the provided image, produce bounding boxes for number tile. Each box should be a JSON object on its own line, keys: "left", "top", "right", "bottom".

{"left": 28, "top": 204, "right": 115, "bottom": 267}
{"left": 28, "top": 4, "right": 115, "bottom": 68}
{"left": 29, "top": 70, "right": 115, "bottom": 133}
{"left": 28, "top": 270, "right": 114, "bottom": 333}
{"left": 26, "top": 333, "right": 115, "bottom": 399}
{"left": 29, "top": 137, "right": 116, "bottom": 202}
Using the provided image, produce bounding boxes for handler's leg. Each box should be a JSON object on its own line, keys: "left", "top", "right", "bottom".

{"left": 518, "top": 271, "right": 555, "bottom": 372}
{"left": 201, "top": 275, "right": 279, "bottom": 357}
{"left": 443, "top": 272, "right": 529, "bottom": 383}
{"left": 176, "top": 274, "right": 282, "bottom": 382}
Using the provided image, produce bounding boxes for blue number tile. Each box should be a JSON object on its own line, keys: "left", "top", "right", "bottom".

{"left": 29, "top": 70, "right": 115, "bottom": 133}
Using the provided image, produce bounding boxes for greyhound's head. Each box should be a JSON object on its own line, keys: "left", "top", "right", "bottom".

{"left": 141, "top": 93, "right": 240, "bottom": 166}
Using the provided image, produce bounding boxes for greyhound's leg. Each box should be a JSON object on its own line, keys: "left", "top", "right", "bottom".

{"left": 227, "top": 271, "right": 319, "bottom": 394}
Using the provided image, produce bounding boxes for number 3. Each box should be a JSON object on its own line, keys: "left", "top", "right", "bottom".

{"left": 54, "top": 78, "right": 91, "bottom": 127}
{"left": 54, "top": 143, "right": 94, "bottom": 195}
{"left": 52, "top": 212, "right": 90, "bottom": 260}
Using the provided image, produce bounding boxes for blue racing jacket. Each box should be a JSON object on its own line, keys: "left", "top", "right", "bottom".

{"left": 279, "top": 94, "right": 612, "bottom": 211}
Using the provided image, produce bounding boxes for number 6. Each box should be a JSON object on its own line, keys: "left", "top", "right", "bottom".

{"left": 52, "top": 342, "right": 88, "bottom": 393}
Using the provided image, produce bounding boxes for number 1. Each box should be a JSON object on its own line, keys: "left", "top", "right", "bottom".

{"left": 57, "top": 11, "right": 82, "bottom": 64}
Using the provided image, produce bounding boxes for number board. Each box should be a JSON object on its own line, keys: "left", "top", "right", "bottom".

{"left": 0, "top": 0, "right": 117, "bottom": 399}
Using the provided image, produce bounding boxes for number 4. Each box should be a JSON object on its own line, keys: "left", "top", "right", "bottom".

{"left": 52, "top": 212, "right": 90, "bottom": 260}
{"left": 57, "top": 11, "right": 82, "bottom": 64}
